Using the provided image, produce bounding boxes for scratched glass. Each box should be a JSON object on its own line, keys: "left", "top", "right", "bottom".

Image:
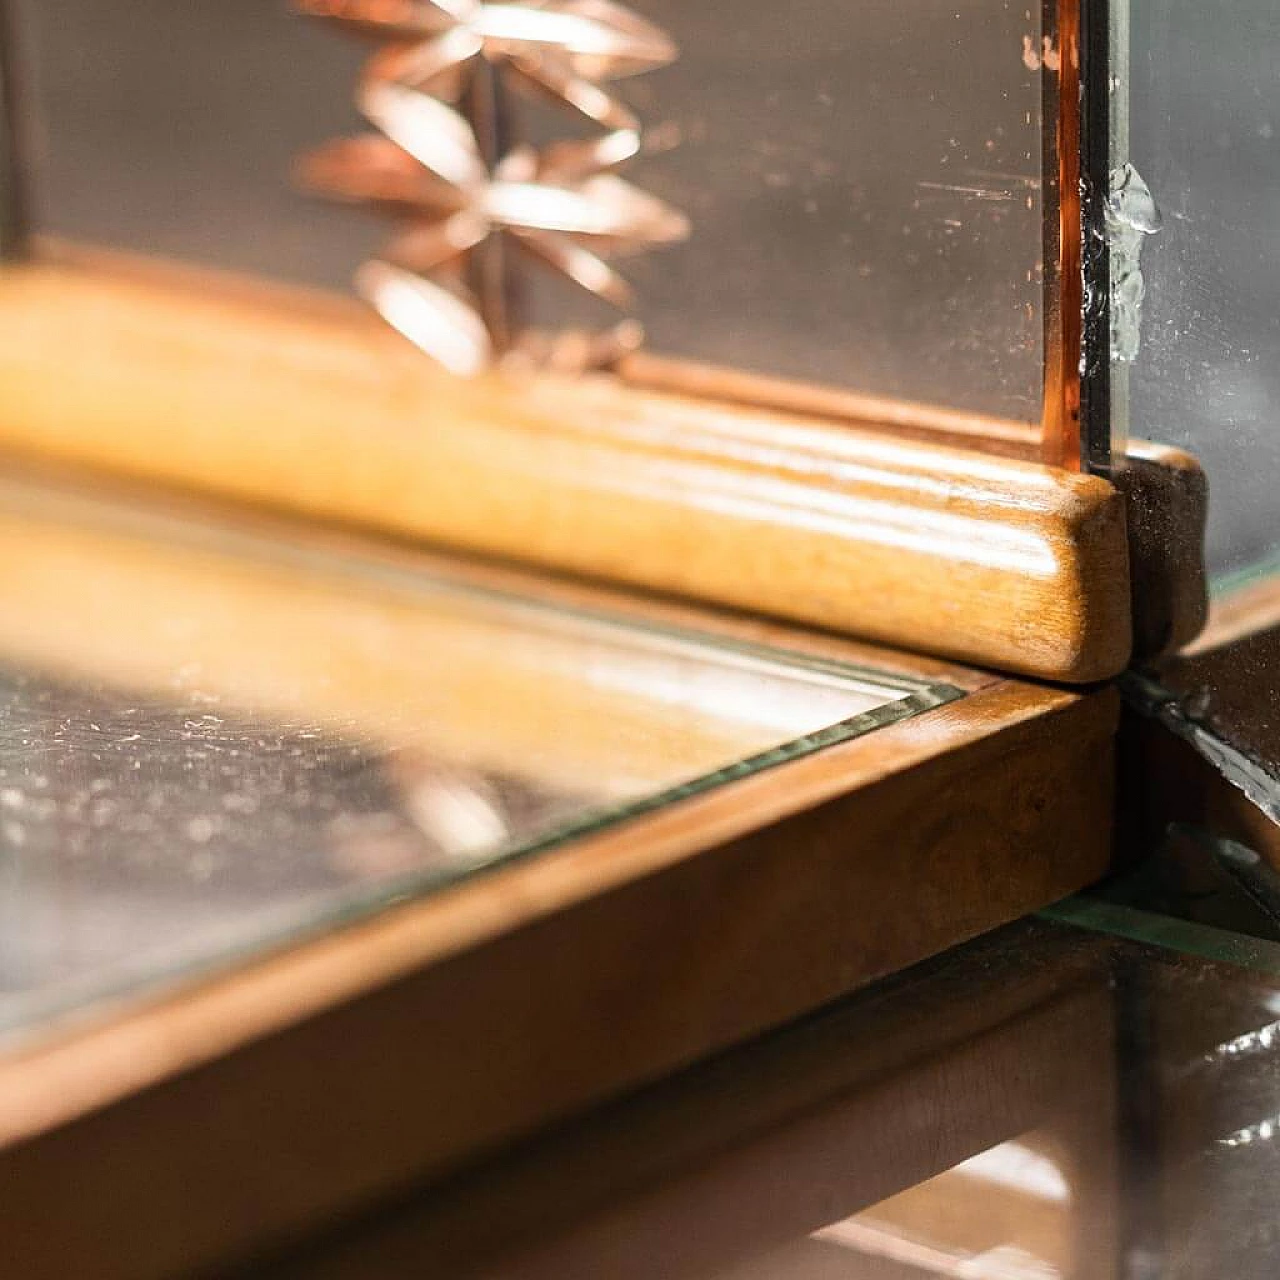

{"left": 1112, "top": 0, "right": 1280, "bottom": 582}
{"left": 1109, "top": 3, "right": 1280, "bottom": 808}
{"left": 11, "top": 0, "right": 1051, "bottom": 426}
{"left": 0, "top": 475, "right": 954, "bottom": 1045}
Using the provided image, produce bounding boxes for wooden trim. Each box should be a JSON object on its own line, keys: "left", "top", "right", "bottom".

{"left": 625, "top": 359, "right": 1209, "bottom": 667}
{"left": 0, "top": 674, "right": 1117, "bottom": 1280}
{"left": 1117, "top": 440, "right": 1209, "bottom": 660}
{"left": 0, "top": 248, "right": 1133, "bottom": 683}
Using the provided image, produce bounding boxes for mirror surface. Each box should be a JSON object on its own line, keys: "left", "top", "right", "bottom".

{"left": 1116, "top": 0, "right": 1280, "bottom": 581}
{"left": 13, "top": 0, "right": 1050, "bottom": 426}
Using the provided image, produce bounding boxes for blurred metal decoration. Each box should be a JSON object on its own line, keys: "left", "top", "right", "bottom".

{"left": 297, "top": 0, "right": 689, "bottom": 375}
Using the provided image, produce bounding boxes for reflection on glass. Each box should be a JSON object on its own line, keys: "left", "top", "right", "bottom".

{"left": 457, "top": 903, "right": 1280, "bottom": 1280}
{"left": 806, "top": 1140, "right": 1073, "bottom": 1280}
{"left": 613, "top": 0, "right": 1048, "bottom": 423}
{"left": 0, "top": 476, "right": 954, "bottom": 1043}
{"left": 14, "top": 0, "right": 1049, "bottom": 424}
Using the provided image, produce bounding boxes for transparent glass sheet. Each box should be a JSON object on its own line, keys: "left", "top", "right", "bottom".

{"left": 13, "top": 0, "right": 1050, "bottom": 423}
{"left": 1109, "top": 3, "right": 1280, "bottom": 812}
{"left": 1113, "top": 1, "right": 1280, "bottom": 581}
{"left": 0, "top": 476, "right": 956, "bottom": 1044}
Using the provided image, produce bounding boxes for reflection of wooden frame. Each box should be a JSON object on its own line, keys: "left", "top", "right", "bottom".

{"left": 0, "top": 481, "right": 925, "bottom": 793}
{"left": 231, "top": 922, "right": 1120, "bottom": 1280}
{"left": 0, "top": 479, "right": 1119, "bottom": 1280}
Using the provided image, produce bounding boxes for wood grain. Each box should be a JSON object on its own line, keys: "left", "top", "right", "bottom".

{"left": 0, "top": 673, "right": 1118, "bottom": 1280}
{"left": 0, "top": 247, "right": 1133, "bottom": 682}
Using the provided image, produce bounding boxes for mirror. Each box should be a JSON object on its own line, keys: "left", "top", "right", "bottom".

{"left": 8, "top": 2, "right": 1066, "bottom": 448}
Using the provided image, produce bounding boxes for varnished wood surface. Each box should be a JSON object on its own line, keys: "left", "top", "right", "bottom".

{"left": 625, "top": 359, "right": 1210, "bottom": 668}
{"left": 0, "top": 664, "right": 1118, "bottom": 1280}
{"left": 1117, "top": 440, "right": 1209, "bottom": 660}
{"left": 0, "top": 248, "right": 1133, "bottom": 682}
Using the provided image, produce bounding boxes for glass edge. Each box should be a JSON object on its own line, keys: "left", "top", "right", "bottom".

{"left": 1079, "top": 0, "right": 1116, "bottom": 475}
{"left": 1121, "top": 670, "right": 1280, "bottom": 826}
{"left": 1044, "top": 896, "right": 1280, "bottom": 977}
{"left": 1211, "top": 551, "right": 1280, "bottom": 601}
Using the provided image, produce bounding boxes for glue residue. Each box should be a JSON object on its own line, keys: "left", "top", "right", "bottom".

{"left": 1107, "top": 163, "right": 1163, "bottom": 364}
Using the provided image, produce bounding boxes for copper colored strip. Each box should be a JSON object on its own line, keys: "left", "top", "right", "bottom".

{"left": 1042, "top": 0, "right": 1084, "bottom": 470}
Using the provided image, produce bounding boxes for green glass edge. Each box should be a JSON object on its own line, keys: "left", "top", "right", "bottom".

{"left": 1043, "top": 896, "right": 1280, "bottom": 978}
{"left": 1212, "top": 549, "right": 1280, "bottom": 601}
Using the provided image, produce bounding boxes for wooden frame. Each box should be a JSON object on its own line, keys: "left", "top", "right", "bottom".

{"left": 0, "top": 477, "right": 1119, "bottom": 1280}
{"left": 0, "top": 247, "right": 1140, "bottom": 684}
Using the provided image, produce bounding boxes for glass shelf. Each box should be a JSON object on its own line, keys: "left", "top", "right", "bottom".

{"left": 0, "top": 473, "right": 957, "bottom": 1046}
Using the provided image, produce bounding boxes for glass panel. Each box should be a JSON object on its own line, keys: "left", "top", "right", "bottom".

{"left": 11, "top": 1, "right": 1053, "bottom": 428}
{"left": 1111, "top": 1, "right": 1280, "bottom": 581}
{"left": 1107, "top": 3, "right": 1280, "bottom": 815}
{"left": 0, "top": 474, "right": 956, "bottom": 1044}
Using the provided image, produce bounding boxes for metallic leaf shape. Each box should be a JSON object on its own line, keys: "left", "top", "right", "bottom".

{"left": 357, "top": 260, "right": 493, "bottom": 377}
{"left": 475, "top": 2, "right": 677, "bottom": 78}
{"left": 302, "top": 0, "right": 688, "bottom": 374}
{"left": 359, "top": 71, "right": 485, "bottom": 190}
{"left": 293, "top": 0, "right": 479, "bottom": 40}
